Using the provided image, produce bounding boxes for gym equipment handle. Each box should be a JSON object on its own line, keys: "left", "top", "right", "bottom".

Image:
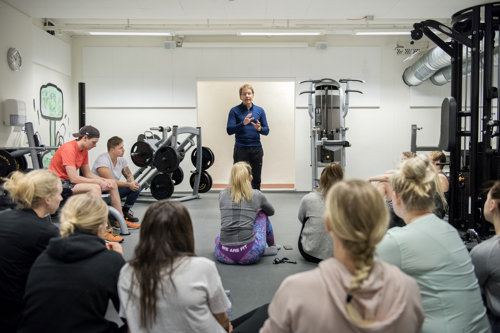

{"left": 345, "top": 90, "right": 364, "bottom": 94}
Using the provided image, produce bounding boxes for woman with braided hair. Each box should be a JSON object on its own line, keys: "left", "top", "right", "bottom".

{"left": 376, "top": 155, "right": 490, "bottom": 333}
{"left": 260, "top": 179, "right": 424, "bottom": 333}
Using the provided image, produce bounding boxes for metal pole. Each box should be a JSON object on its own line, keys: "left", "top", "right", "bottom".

{"left": 78, "top": 83, "right": 86, "bottom": 129}
{"left": 449, "top": 41, "right": 463, "bottom": 228}
{"left": 468, "top": 7, "right": 481, "bottom": 230}
{"left": 25, "top": 122, "right": 41, "bottom": 169}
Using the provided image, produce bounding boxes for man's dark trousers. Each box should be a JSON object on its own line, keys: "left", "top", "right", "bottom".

{"left": 233, "top": 146, "right": 263, "bottom": 190}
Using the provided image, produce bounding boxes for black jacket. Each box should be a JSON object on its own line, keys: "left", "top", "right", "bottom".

{"left": 18, "top": 229, "right": 125, "bottom": 333}
{"left": 0, "top": 209, "right": 59, "bottom": 333}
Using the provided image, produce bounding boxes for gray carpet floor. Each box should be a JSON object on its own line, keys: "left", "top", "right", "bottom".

{"left": 106, "top": 190, "right": 319, "bottom": 322}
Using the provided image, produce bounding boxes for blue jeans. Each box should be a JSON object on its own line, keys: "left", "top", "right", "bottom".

{"left": 118, "top": 184, "right": 141, "bottom": 208}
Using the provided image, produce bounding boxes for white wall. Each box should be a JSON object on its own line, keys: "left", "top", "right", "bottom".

{"left": 0, "top": 2, "right": 74, "bottom": 160}
{"left": 0, "top": 1, "right": 34, "bottom": 146}
{"left": 73, "top": 35, "right": 446, "bottom": 191}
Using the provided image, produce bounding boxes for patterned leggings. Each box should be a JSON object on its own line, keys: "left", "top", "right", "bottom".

{"left": 214, "top": 211, "right": 275, "bottom": 265}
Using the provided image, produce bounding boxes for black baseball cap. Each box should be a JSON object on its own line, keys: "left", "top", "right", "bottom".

{"left": 72, "top": 125, "right": 100, "bottom": 138}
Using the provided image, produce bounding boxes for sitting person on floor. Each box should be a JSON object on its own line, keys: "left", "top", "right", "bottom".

{"left": 18, "top": 194, "right": 127, "bottom": 333}
{"left": 0, "top": 170, "right": 62, "bottom": 333}
{"left": 215, "top": 162, "right": 278, "bottom": 265}
{"left": 297, "top": 162, "right": 343, "bottom": 263}
{"left": 118, "top": 200, "right": 232, "bottom": 333}
{"left": 49, "top": 125, "right": 137, "bottom": 242}
{"left": 375, "top": 155, "right": 489, "bottom": 333}
{"left": 91, "top": 136, "right": 141, "bottom": 225}
{"left": 429, "top": 150, "right": 450, "bottom": 203}
{"left": 368, "top": 151, "right": 415, "bottom": 209}
{"left": 261, "top": 179, "right": 424, "bottom": 333}
{"left": 470, "top": 180, "right": 500, "bottom": 333}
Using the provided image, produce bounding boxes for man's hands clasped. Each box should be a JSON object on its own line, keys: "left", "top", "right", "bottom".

{"left": 243, "top": 113, "right": 262, "bottom": 132}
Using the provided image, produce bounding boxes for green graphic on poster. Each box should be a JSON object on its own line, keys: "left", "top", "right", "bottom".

{"left": 40, "top": 83, "right": 63, "bottom": 168}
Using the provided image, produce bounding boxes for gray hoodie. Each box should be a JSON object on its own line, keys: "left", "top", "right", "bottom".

{"left": 260, "top": 258, "right": 424, "bottom": 333}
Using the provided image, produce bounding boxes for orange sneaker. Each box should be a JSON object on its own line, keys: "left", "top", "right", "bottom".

{"left": 104, "top": 229, "right": 124, "bottom": 243}
{"left": 114, "top": 220, "right": 141, "bottom": 230}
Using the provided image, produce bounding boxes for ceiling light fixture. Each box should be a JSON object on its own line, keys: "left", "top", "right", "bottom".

{"left": 354, "top": 31, "right": 411, "bottom": 35}
{"left": 238, "top": 32, "right": 323, "bottom": 36}
{"left": 87, "top": 31, "right": 173, "bottom": 36}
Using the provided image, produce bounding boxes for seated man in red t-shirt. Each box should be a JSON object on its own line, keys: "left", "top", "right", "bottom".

{"left": 49, "top": 126, "right": 132, "bottom": 242}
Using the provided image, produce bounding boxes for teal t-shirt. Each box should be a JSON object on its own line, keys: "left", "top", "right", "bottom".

{"left": 375, "top": 214, "right": 490, "bottom": 333}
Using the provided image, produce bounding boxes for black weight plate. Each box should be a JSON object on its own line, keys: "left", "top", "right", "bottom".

{"left": 172, "top": 167, "right": 184, "bottom": 186}
{"left": 130, "top": 142, "right": 154, "bottom": 167}
{"left": 154, "top": 146, "right": 180, "bottom": 173}
{"left": 191, "top": 147, "right": 215, "bottom": 170}
{"left": 0, "top": 150, "right": 17, "bottom": 183}
{"left": 150, "top": 174, "right": 175, "bottom": 200}
{"left": 205, "top": 147, "right": 215, "bottom": 167}
{"left": 15, "top": 155, "right": 28, "bottom": 171}
{"left": 190, "top": 171, "right": 213, "bottom": 193}
{"left": 137, "top": 134, "right": 146, "bottom": 142}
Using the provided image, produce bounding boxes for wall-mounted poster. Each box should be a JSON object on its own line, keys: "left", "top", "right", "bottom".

{"left": 40, "top": 83, "right": 64, "bottom": 168}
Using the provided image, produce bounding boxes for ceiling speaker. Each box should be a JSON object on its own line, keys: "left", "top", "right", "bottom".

{"left": 164, "top": 41, "right": 176, "bottom": 49}
{"left": 315, "top": 42, "right": 328, "bottom": 50}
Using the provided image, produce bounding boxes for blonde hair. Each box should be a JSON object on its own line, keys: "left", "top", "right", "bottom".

{"left": 392, "top": 155, "right": 437, "bottom": 212}
{"left": 239, "top": 84, "right": 254, "bottom": 96}
{"left": 317, "top": 163, "right": 344, "bottom": 198}
{"left": 325, "top": 179, "right": 389, "bottom": 326}
{"left": 59, "top": 194, "right": 108, "bottom": 238}
{"left": 229, "top": 162, "right": 253, "bottom": 204}
{"left": 3, "top": 170, "right": 60, "bottom": 209}
{"left": 402, "top": 151, "right": 416, "bottom": 159}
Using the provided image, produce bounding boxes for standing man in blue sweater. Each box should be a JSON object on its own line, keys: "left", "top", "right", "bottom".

{"left": 227, "top": 84, "right": 270, "bottom": 190}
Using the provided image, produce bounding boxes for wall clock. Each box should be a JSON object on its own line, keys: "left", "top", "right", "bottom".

{"left": 7, "top": 48, "right": 22, "bottom": 71}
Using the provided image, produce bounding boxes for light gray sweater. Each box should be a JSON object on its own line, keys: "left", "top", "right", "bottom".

{"left": 471, "top": 234, "right": 500, "bottom": 317}
{"left": 219, "top": 188, "right": 274, "bottom": 246}
{"left": 298, "top": 191, "right": 333, "bottom": 260}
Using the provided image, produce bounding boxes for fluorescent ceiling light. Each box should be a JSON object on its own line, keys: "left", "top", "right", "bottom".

{"left": 354, "top": 31, "right": 410, "bottom": 35}
{"left": 88, "top": 31, "right": 173, "bottom": 36}
{"left": 238, "top": 32, "right": 322, "bottom": 36}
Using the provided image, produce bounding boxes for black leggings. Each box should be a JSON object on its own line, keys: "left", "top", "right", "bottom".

{"left": 232, "top": 304, "right": 269, "bottom": 333}
{"left": 298, "top": 223, "right": 322, "bottom": 264}
{"left": 233, "top": 146, "right": 264, "bottom": 190}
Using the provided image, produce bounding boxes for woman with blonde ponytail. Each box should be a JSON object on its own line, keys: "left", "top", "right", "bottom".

{"left": 214, "top": 162, "right": 277, "bottom": 265}
{"left": 376, "top": 155, "right": 490, "bottom": 333}
{"left": 18, "top": 194, "right": 127, "bottom": 333}
{"left": 0, "top": 170, "right": 62, "bottom": 333}
{"left": 261, "top": 179, "right": 424, "bottom": 333}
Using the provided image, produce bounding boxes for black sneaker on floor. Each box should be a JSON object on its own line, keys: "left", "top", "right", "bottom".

{"left": 123, "top": 209, "right": 139, "bottom": 222}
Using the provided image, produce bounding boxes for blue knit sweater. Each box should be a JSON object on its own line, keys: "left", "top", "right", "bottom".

{"left": 226, "top": 103, "right": 269, "bottom": 147}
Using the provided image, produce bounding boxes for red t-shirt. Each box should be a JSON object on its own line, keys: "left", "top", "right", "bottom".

{"left": 49, "top": 140, "right": 89, "bottom": 180}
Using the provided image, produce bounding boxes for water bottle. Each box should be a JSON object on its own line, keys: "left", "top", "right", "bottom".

{"left": 224, "top": 290, "right": 233, "bottom": 320}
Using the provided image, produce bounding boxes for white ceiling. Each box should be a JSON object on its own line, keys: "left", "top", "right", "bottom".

{"left": 3, "top": 0, "right": 488, "bottom": 35}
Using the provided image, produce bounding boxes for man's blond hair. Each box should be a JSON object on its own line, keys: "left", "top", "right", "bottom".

{"left": 239, "top": 84, "right": 254, "bottom": 96}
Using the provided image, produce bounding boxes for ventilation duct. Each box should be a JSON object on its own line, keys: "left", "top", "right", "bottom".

{"left": 430, "top": 46, "right": 499, "bottom": 86}
{"left": 402, "top": 46, "right": 451, "bottom": 86}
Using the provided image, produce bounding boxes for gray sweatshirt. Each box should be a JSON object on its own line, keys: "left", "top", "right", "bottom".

{"left": 298, "top": 191, "right": 333, "bottom": 260}
{"left": 470, "top": 234, "right": 500, "bottom": 317}
{"left": 219, "top": 188, "right": 274, "bottom": 246}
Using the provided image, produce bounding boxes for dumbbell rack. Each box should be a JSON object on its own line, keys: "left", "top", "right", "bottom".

{"left": 132, "top": 125, "right": 204, "bottom": 202}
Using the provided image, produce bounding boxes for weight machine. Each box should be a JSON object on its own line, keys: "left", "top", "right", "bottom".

{"left": 299, "top": 78, "right": 364, "bottom": 190}
{"left": 410, "top": 2, "right": 500, "bottom": 239}
{"left": 130, "top": 125, "right": 214, "bottom": 202}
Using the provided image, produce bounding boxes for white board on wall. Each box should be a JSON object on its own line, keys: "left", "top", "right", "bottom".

{"left": 197, "top": 81, "right": 295, "bottom": 188}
